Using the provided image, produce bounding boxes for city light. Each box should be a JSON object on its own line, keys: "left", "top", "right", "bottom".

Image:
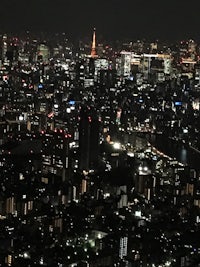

{"left": 23, "top": 252, "right": 30, "bottom": 259}
{"left": 113, "top": 142, "right": 121, "bottom": 150}
{"left": 0, "top": 25, "right": 200, "bottom": 267}
{"left": 19, "top": 115, "right": 24, "bottom": 121}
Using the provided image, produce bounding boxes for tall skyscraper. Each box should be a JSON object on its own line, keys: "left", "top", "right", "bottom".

{"left": 119, "top": 236, "right": 128, "bottom": 259}
{"left": 90, "top": 28, "right": 97, "bottom": 58}
{"left": 79, "top": 106, "right": 100, "bottom": 170}
{"left": 119, "top": 51, "right": 132, "bottom": 77}
{"left": 41, "top": 130, "right": 70, "bottom": 181}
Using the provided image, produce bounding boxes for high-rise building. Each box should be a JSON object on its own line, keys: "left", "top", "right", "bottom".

{"left": 194, "top": 64, "right": 200, "bottom": 89}
{"left": 41, "top": 130, "right": 70, "bottom": 181}
{"left": 99, "top": 69, "right": 117, "bottom": 87}
{"left": 119, "top": 51, "right": 132, "bottom": 77}
{"left": 119, "top": 236, "right": 128, "bottom": 259}
{"left": 79, "top": 106, "right": 100, "bottom": 170}
{"left": 36, "top": 43, "right": 50, "bottom": 62}
{"left": 94, "top": 58, "right": 109, "bottom": 80}
{"left": 1, "top": 34, "right": 8, "bottom": 62}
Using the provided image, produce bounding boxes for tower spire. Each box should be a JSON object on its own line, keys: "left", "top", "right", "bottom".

{"left": 91, "top": 28, "right": 97, "bottom": 58}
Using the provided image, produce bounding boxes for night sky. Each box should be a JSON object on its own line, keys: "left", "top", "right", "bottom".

{"left": 0, "top": 0, "right": 199, "bottom": 41}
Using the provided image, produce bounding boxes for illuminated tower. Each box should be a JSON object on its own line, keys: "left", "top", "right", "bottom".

{"left": 91, "top": 28, "right": 97, "bottom": 58}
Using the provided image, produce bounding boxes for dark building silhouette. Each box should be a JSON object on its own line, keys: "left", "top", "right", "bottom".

{"left": 99, "top": 69, "right": 117, "bottom": 87}
{"left": 79, "top": 106, "right": 100, "bottom": 170}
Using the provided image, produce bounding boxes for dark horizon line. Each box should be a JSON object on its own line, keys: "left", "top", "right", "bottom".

{"left": 0, "top": 28, "right": 199, "bottom": 44}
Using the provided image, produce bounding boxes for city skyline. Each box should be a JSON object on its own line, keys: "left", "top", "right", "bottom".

{"left": 1, "top": 20, "right": 200, "bottom": 266}
{"left": 0, "top": 0, "right": 199, "bottom": 41}
{"left": 1, "top": 2, "right": 200, "bottom": 266}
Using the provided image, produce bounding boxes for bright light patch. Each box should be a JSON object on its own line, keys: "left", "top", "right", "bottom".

{"left": 113, "top": 142, "right": 121, "bottom": 149}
